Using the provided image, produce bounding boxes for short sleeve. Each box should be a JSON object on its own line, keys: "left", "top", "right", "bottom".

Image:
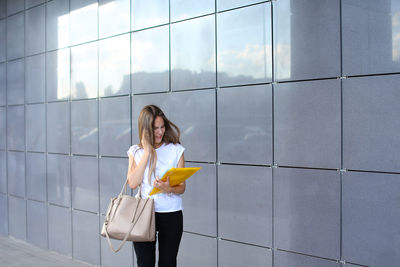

{"left": 127, "top": 144, "right": 140, "bottom": 157}
{"left": 175, "top": 144, "right": 185, "bottom": 167}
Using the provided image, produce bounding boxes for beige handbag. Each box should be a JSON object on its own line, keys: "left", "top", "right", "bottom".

{"left": 101, "top": 179, "right": 155, "bottom": 252}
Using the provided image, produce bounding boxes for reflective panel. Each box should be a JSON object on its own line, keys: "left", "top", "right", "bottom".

{"left": 26, "top": 0, "right": 45, "bottom": 9}
{"left": 131, "top": 0, "right": 169, "bottom": 30}
{"left": 0, "top": 151, "right": 5, "bottom": 193}
{"left": 218, "top": 240, "right": 272, "bottom": 267}
{"left": 274, "top": 250, "right": 340, "bottom": 267}
{"left": 131, "top": 26, "right": 169, "bottom": 94}
{"left": 47, "top": 154, "right": 71, "bottom": 207}
{"left": 131, "top": 93, "right": 169, "bottom": 143}
{"left": 48, "top": 204, "right": 72, "bottom": 256}
{"left": 273, "top": 0, "right": 340, "bottom": 81}
{"left": 99, "top": 96, "right": 131, "bottom": 157}
{"left": 274, "top": 168, "right": 340, "bottom": 259}
{"left": 218, "top": 165, "right": 272, "bottom": 246}
{"left": 27, "top": 200, "right": 48, "bottom": 249}
{"left": 184, "top": 163, "right": 217, "bottom": 236}
{"left": 99, "top": 0, "right": 130, "bottom": 38}
{"left": 343, "top": 171, "right": 400, "bottom": 266}
{"left": 26, "top": 104, "right": 45, "bottom": 152}
{"left": 7, "top": 13, "right": 24, "bottom": 60}
{"left": 7, "top": 105, "right": 25, "bottom": 151}
{"left": 71, "top": 100, "right": 98, "bottom": 155}
{"left": 0, "top": 107, "right": 5, "bottom": 149}
{"left": 100, "top": 216, "right": 133, "bottom": 267}
{"left": 7, "top": 0, "right": 24, "bottom": 16}
{"left": 26, "top": 152, "right": 46, "bottom": 202}
{"left": 0, "top": 63, "right": 5, "bottom": 105}
{"left": 99, "top": 34, "right": 130, "bottom": 97}
{"left": 71, "top": 42, "right": 98, "bottom": 99}
{"left": 25, "top": 54, "right": 45, "bottom": 104}
{"left": 7, "top": 151, "right": 25, "bottom": 198}
{"left": 171, "top": 15, "right": 216, "bottom": 90}
{"left": 70, "top": 0, "right": 98, "bottom": 46}
{"left": 345, "top": 264, "right": 364, "bottom": 267}
{"left": 169, "top": 89, "right": 216, "bottom": 162}
{"left": 47, "top": 102, "right": 70, "bottom": 154}
{"left": 71, "top": 156, "right": 99, "bottom": 213}
{"left": 217, "top": 0, "right": 265, "bottom": 12}
{"left": 217, "top": 3, "right": 272, "bottom": 86}
{"left": 99, "top": 157, "right": 130, "bottom": 214}
{"left": 343, "top": 75, "right": 400, "bottom": 172}
{"left": 343, "top": 0, "right": 400, "bottom": 75}
{"left": 8, "top": 196, "right": 26, "bottom": 240}
{"left": 46, "top": 0, "right": 70, "bottom": 50}
{"left": 25, "top": 5, "right": 45, "bottom": 56}
{"left": 73, "top": 210, "right": 100, "bottom": 265}
{"left": 0, "top": 0, "right": 5, "bottom": 19}
{"left": 0, "top": 20, "right": 5, "bottom": 62}
{"left": 0, "top": 193, "right": 7, "bottom": 235}
{"left": 218, "top": 85, "right": 272, "bottom": 164}
{"left": 274, "top": 80, "right": 341, "bottom": 169}
{"left": 7, "top": 59, "right": 24, "bottom": 105}
{"left": 178, "top": 233, "right": 217, "bottom": 267}
{"left": 46, "top": 48, "right": 70, "bottom": 101}
{"left": 171, "top": 0, "right": 214, "bottom": 22}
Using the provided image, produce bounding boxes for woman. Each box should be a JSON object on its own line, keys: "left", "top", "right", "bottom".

{"left": 127, "top": 105, "right": 185, "bottom": 267}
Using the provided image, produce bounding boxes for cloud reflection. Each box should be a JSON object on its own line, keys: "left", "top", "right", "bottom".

{"left": 132, "top": 26, "right": 169, "bottom": 93}
{"left": 99, "top": 34, "right": 130, "bottom": 97}
{"left": 71, "top": 42, "right": 98, "bottom": 99}
{"left": 218, "top": 44, "right": 272, "bottom": 81}
{"left": 217, "top": 3, "right": 272, "bottom": 86}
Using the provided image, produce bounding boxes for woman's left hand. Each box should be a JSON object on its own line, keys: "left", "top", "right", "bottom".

{"left": 154, "top": 176, "right": 172, "bottom": 193}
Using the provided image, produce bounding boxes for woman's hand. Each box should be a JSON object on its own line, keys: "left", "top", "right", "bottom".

{"left": 156, "top": 154, "right": 185, "bottom": 195}
{"left": 153, "top": 176, "right": 173, "bottom": 193}
{"left": 141, "top": 131, "right": 152, "bottom": 153}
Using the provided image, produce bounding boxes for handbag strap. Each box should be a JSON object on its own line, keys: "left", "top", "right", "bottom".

{"left": 120, "top": 177, "right": 142, "bottom": 197}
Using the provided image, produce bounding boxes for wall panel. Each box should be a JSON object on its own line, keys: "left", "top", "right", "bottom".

{"left": 1, "top": 1, "right": 399, "bottom": 267}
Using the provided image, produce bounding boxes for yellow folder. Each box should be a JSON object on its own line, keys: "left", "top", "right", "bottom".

{"left": 149, "top": 167, "right": 201, "bottom": 196}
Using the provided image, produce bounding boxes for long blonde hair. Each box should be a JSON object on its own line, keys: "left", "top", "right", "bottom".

{"left": 138, "top": 105, "right": 180, "bottom": 183}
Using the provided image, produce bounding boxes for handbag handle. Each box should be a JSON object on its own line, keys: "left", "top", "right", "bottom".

{"left": 120, "top": 177, "right": 142, "bottom": 197}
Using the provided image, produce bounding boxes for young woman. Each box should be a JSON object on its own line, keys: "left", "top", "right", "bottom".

{"left": 127, "top": 105, "right": 185, "bottom": 267}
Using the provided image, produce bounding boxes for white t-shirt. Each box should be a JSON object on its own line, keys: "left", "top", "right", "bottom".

{"left": 127, "top": 143, "right": 185, "bottom": 213}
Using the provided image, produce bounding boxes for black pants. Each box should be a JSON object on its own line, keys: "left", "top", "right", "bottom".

{"left": 134, "top": 210, "right": 183, "bottom": 267}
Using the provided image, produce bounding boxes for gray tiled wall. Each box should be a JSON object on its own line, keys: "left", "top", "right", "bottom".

{"left": 0, "top": 0, "right": 399, "bottom": 266}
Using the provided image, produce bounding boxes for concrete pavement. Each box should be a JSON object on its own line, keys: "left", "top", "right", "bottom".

{"left": 0, "top": 235, "right": 94, "bottom": 267}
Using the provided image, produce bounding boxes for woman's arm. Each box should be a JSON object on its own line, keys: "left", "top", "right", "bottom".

{"left": 153, "top": 153, "right": 186, "bottom": 194}
{"left": 127, "top": 133, "right": 152, "bottom": 189}
{"left": 127, "top": 151, "right": 150, "bottom": 189}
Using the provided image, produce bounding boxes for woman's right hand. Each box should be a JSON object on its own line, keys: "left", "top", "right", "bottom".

{"left": 141, "top": 130, "right": 152, "bottom": 153}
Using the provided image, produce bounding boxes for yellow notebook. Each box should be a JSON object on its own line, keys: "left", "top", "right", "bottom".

{"left": 149, "top": 167, "right": 201, "bottom": 196}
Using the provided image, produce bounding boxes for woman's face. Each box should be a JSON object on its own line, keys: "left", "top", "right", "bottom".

{"left": 153, "top": 116, "right": 165, "bottom": 146}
